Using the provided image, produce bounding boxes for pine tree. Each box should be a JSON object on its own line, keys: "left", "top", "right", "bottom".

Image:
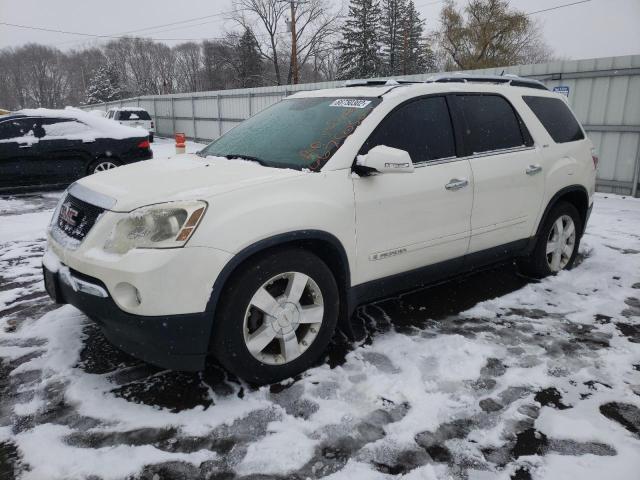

{"left": 380, "top": 0, "right": 408, "bottom": 76}
{"left": 400, "top": 0, "right": 436, "bottom": 75}
{"left": 237, "top": 29, "right": 263, "bottom": 88}
{"left": 337, "top": 0, "right": 383, "bottom": 80}
{"left": 85, "top": 63, "right": 121, "bottom": 104}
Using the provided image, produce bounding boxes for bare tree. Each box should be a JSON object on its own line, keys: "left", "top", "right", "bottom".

{"left": 174, "top": 42, "right": 203, "bottom": 92}
{"left": 438, "top": 0, "right": 552, "bottom": 70}
{"left": 284, "top": 0, "right": 343, "bottom": 84}
{"left": 232, "top": 0, "right": 288, "bottom": 85}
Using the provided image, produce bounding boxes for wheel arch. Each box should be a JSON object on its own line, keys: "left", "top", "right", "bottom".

{"left": 535, "top": 185, "right": 590, "bottom": 239}
{"left": 204, "top": 230, "right": 354, "bottom": 346}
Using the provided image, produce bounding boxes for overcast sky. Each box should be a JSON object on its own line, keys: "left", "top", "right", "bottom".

{"left": 0, "top": 0, "right": 638, "bottom": 60}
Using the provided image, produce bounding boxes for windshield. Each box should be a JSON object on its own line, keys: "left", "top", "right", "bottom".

{"left": 199, "top": 97, "right": 380, "bottom": 171}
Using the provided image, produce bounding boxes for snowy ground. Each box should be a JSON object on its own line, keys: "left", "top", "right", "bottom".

{"left": 0, "top": 144, "right": 639, "bottom": 479}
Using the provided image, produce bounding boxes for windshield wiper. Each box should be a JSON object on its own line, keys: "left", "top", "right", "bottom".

{"left": 223, "top": 153, "right": 269, "bottom": 166}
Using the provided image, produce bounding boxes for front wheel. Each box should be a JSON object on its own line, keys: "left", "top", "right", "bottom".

{"left": 211, "top": 249, "right": 339, "bottom": 384}
{"left": 517, "top": 201, "right": 582, "bottom": 278}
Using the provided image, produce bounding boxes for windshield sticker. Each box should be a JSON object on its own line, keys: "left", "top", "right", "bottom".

{"left": 330, "top": 99, "right": 372, "bottom": 109}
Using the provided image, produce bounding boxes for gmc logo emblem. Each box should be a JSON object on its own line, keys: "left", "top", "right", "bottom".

{"left": 59, "top": 203, "right": 80, "bottom": 226}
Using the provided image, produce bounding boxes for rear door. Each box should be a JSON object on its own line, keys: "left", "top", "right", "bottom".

{"left": 352, "top": 96, "right": 473, "bottom": 285}
{"left": 450, "top": 94, "right": 545, "bottom": 255}
{"left": 0, "top": 118, "right": 43, "bottom": 188}
{"left": 38, "top": 118, "right": 95, "bottom": 183}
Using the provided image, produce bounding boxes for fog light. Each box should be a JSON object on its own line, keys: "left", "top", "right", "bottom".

{"left": 113, "top": 282, "right": 141, "bottom": 309}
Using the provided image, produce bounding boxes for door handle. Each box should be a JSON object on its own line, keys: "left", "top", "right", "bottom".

{"left": 445, "top": 178, "right": 469, "bottom": 191}
{"left": 526, "top": 164, "right": 542, "bottom": 175}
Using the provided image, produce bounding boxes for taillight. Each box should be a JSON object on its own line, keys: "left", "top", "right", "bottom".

{"left": 591, "top": 148, "right": 599, "bottom": 170}
{"left": 138, "top": 139, "right": 150, "bottom": 149}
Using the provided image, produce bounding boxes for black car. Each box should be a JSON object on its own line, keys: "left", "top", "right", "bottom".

{"left": 0, "top": 111, "right": 153, "bottom": 192}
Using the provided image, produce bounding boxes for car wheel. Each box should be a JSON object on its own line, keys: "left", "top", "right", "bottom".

{"left": 517, "top": 201, "right": 582, "bottom": 278}
{"left": 211, "top": 248, "right": 339, "bottom": 384}
{"left": 149, "top": 134, "right": 154, "bottom": 143}
{"left": 88, "top": 158, "right": 121, "bottom": 175}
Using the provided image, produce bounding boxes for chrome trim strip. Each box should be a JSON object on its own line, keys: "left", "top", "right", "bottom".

{"left": 68, "top": 182, "right": 116, "bottom": 210}
{"left": 413, "top": 146, "right": 536, "bottom": 168}
{"left": 461, "top": 145, "right": 536, "bottom": 160}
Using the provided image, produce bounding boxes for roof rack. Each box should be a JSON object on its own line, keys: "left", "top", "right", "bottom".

{"left": 344, "top": 74, "right": 547, "bottom": 91}
{"left": 344, "top": 79, "right": 424, "bottom": 87}
{"left": 425, "top": 74, "right": 548, "bottom": 90}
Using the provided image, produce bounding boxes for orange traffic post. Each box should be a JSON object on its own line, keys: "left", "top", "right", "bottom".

{"left": 175, "top": 133, "right": 186, "bottom": 154}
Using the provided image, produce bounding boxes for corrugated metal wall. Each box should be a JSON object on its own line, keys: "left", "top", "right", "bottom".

{"left": 84, "top": 55, "right": 640, "bottom": 196}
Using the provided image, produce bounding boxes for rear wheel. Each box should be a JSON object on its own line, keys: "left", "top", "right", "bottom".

{"left": 88, "top": 158, "right": 121, "bottom": 175}
{"left": 517, "top": 201, "right": 582, "bottom": 278}
{"left": 211, "top": 248, "right": 339, "bottom": 384}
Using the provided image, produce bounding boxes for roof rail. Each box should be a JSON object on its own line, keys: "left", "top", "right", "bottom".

{"left": 344, "top": 74, "right": 548, "bottom": 91}
{"left": 425, "top": 74, "right": 548, "bottom": 91}
{"left": 344, "top": 79, "right": 425, "bottom": 87}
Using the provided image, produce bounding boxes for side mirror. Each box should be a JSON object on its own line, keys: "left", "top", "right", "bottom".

{"left": 355, "top": 145, "right": 414, "bottom": 175}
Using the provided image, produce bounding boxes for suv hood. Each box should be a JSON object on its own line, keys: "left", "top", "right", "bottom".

{"left": 76, "top": 154, "right": 305, "bottom": 211}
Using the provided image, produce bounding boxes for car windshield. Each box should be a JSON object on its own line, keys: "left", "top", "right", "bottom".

{"left": 198, "top": 97, "right": 380, "bottom": 171}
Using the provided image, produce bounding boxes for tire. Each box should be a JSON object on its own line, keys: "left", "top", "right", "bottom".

{"left": 211, "top": 248, "right": 339, "bottom": 384}
{"left": 88, "top": 158, "right": 121, "bottom": 175}
{"left": 149, "top": 133, "right": 154, "bottom": 143}
{"left": 517, "top": 201, "right": 582, "bottom": 278}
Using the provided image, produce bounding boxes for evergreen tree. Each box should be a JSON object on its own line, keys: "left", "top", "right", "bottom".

{"left": 84, "top": 63, "right": 121, "bottom": 104}
{"left": 337, "top": 0, "right": 383, "bottom": 80}
{"left": 380, "top": 0, "right": 408, "bottom": 76}
{"left": 400, "top": 0, "right": 436, "bottom": 75}
{"left": 237, "top": 29, "right": 263, "bottom": 88}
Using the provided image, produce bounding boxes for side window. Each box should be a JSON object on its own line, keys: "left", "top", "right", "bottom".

{"left": 40, "top": 119, "right": 93, "bottom": 138}
{"left": 363, "top": 96, "right": 456, "bottom": 163}
{"left": 0, "top": 119, "right": 37, "bottom": 142}
{"left": 455, "top": 94, "right": 529, "bottom": 154}
{"left": 523, "top": 96, "right": 584, "bottom": 143}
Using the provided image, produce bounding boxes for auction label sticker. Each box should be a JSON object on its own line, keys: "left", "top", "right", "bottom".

{"left": 330, "top": 99, "right": 372, "bottom": 108}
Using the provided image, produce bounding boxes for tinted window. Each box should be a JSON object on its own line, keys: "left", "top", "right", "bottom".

{"left": 40, "top": 119, "right": 93, "bottom": 138}
{"left": 0, "top": 119, "right": 37, "bottom": 141}
{"left": 363, "top": 96, "right": 456, "bottom": 163}
{"left": 523, "top": 96, "right": 584, "bottom": 143}
{"left": 117, "top": 110, "right": 151, "bottom": 120}
{"left": 456, "top": 95, "right": 526, "bottom": 154}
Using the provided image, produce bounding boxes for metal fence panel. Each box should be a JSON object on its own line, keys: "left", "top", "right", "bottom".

{"left": 81, "top": 54, "right": 640, "bottom": 196}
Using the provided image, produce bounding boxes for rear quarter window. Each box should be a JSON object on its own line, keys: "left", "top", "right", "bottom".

{"left": 523, "top": 96, "right": 584, "bottom": 143}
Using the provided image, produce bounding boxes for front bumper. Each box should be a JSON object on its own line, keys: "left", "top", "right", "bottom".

{"left": 43, "top": 262, "right": 210, "bottom": 371}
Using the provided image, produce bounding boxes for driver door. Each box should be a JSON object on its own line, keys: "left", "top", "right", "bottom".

{"left": 352, "top": 96, "right": 473, "bottom": 286}
{"left": 0, "top": 118, "right": 42, "bottom": 188}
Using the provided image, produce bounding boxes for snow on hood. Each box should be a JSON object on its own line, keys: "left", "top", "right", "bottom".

{"left": 16, "top": 107, "right": 147, "bottom": 139}
{"left": 75, "top": 153, "right": 305, "bottom": 211}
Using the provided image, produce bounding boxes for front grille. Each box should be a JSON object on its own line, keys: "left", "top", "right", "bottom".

{"left": 55, "top": 194, "right": 105, "bottom": 242}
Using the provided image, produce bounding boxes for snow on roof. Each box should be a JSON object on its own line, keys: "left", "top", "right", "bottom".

{"left": 15, "top": 107, "right": 148, "bottom": 139}
{"left": 106, "top": 107, "right": 149, "bottom": 112}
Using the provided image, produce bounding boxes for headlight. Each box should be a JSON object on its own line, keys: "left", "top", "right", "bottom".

{"left": 104, "top": 201, "right": 207, "bottom": 254}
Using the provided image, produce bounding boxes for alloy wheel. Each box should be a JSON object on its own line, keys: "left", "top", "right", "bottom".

{"left": 243, "top": 271, "right": 324, "bottom": 365}
{"left": 94, "top": 161, "right": 118, "bottom": 173}
{"left": 546, "top": 214, "right": 576, "bottom": 272}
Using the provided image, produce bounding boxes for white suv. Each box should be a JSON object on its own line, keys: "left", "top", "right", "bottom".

{"left": 106, "top": 107, "right": 155, "bottom": 142}
{"left": 43, "top": 76, "right": 596, "bottom": 384}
